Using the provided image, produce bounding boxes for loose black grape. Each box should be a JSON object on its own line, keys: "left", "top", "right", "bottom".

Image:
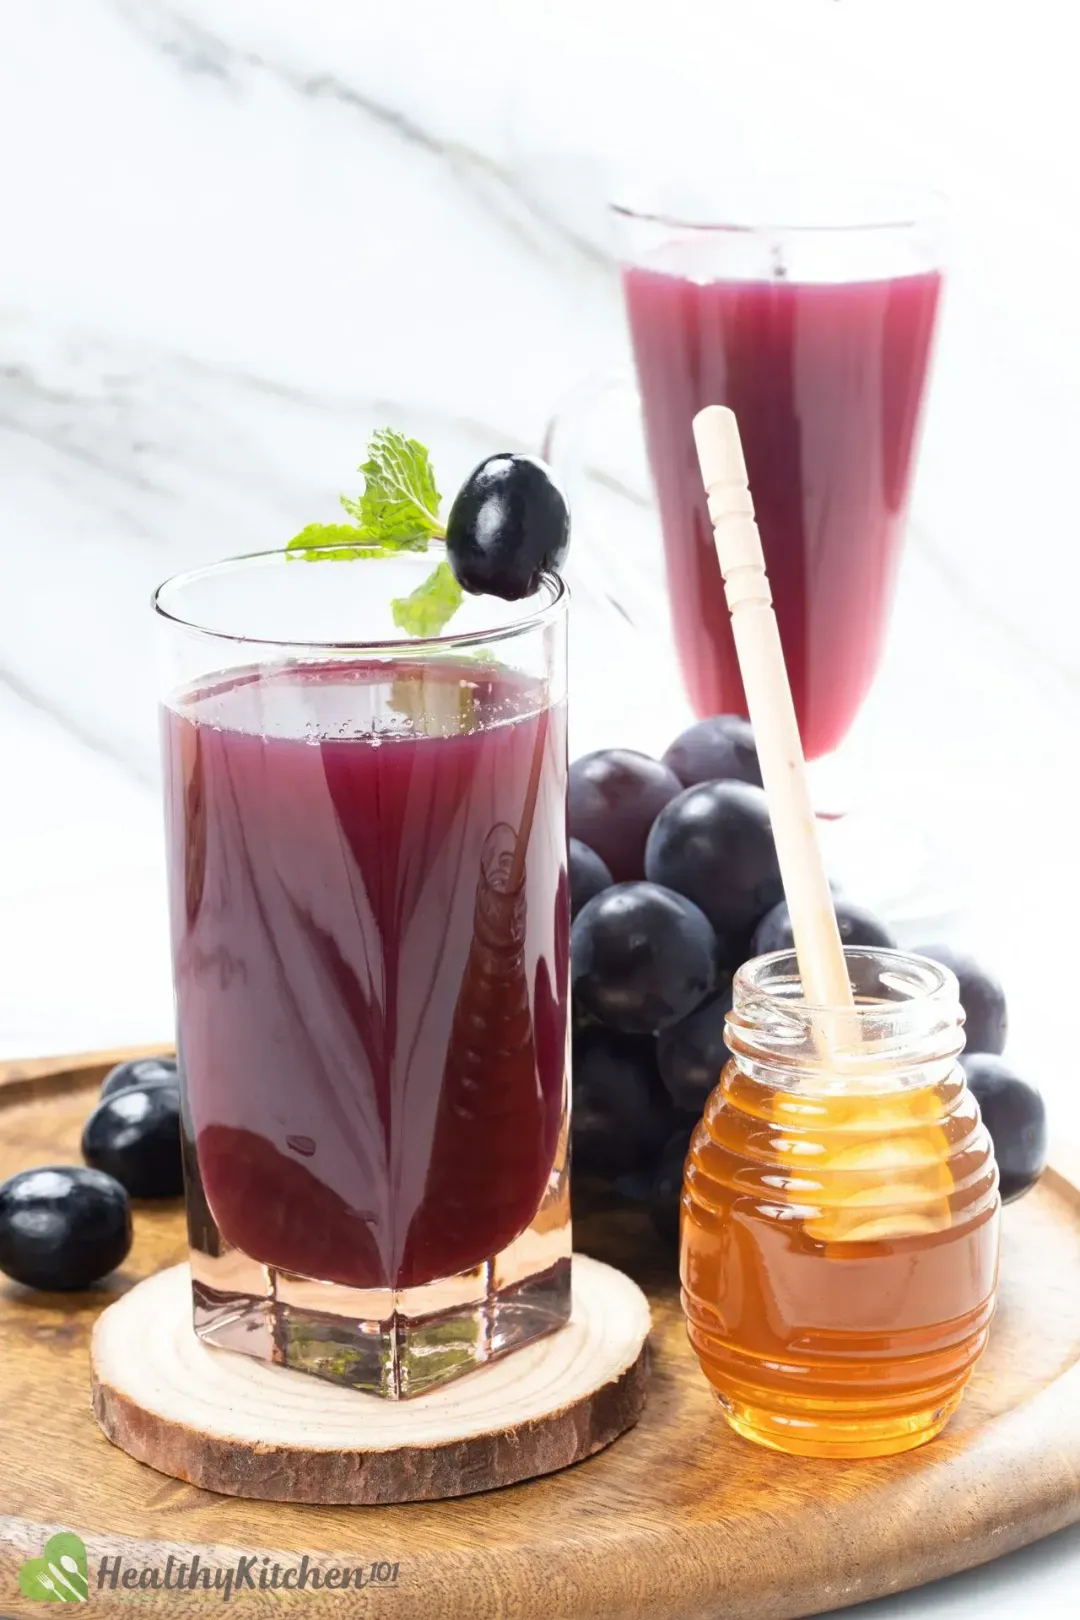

{"left": 100, "top": 1055, "right": 179, "bottom": 1099}
{"left": 569, "top": 838, "right": 613, "bottom": 919}
{"left": 657, "top": 982, "right": 734, "bottom": 1114}
{"left": 751, "top": 899, "right": 897, "bottom": 958}
{"left": 445, "top": 452, "right": 570, "bottom": 601}
{"left": 82, "top": 1086, "right": 184, "bottom": 1199}
{"left": 963, "top": 1054, "right": 1047, "bottom": 1203}
{"left": 0, "top": 1166, "right": 131, "bottom": 1291}
{"left": 916, "top": 944, "right": 1008, "bottom": 1055}
{"left": 645, "top": 780, "right": 783, "bottom": 955}
{"left": 662, "top": 715, "right": 762, "bottom": 789}
{"left": 571, "top": 881, "right": 718, "bottom": 1034}
{"left": 572, "top": 1029, "right": 672, "bottom": 1180}
{"left": 569, "top": 749, "right": 683, "bottom": 883}
{"left": 650, "top": 1126, "right": 694, "bottom": 1246}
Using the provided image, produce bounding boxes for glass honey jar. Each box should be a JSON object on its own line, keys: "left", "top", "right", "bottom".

{"left": 681, "top": 948, "right": 1001, "bottom": 1459}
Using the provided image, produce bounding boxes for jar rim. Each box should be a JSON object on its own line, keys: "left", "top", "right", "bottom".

{"left": 733, "top": 947, "right": 957, "bottom": 1018}
{"left": 727, "top": 948, "right": 965, "bottom": 1089}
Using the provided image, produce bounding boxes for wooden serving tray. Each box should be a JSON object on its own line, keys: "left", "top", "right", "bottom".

{"left": 2, "top": 1049, "right": 1080, "bottom": 1620}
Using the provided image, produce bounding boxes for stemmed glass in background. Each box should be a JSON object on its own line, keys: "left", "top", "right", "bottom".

{"left": 547, "top": 184, "right": 948, "bottom": 930}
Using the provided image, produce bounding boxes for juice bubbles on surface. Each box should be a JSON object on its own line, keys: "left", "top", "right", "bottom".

{"left": 622, "top": 267, "right": 942, "bottom": 761}
{"left": 161, "top": 654, "right": 571, "bottom": 1395}
{"left": 681, "top": 950, "right": 1000, "bottom": 1458}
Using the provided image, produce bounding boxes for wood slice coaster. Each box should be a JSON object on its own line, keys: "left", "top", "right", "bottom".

{"left": 90, "top": 1258, "right": 651, "bottom": 1505}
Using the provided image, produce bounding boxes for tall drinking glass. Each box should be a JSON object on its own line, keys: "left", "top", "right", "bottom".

{"left": 616, "top": 195, "right": 943, "bottom": 764}
{"left": 154, "top": 548, "right": 571, "bottom": 1398}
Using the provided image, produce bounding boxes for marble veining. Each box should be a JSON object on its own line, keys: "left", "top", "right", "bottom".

{"left": 114, "top": 0, "right": 612, "bottom": 270}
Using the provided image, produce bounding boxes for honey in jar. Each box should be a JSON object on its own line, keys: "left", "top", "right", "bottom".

{"left": 681, "top": 948, "right": 1001, "bottom": 1459}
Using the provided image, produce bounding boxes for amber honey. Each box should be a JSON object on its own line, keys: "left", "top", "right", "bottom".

{"left": 681, "top": 949, "right": 1001, "bottom": 1459}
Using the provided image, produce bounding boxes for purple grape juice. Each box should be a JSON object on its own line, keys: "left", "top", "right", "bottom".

{"left": 162, "top": 657, "right": 568, "bottom": 1291}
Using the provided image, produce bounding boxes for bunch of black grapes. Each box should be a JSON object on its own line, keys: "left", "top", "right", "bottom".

{"left": 568, "top": 716, "right": 1047, "bottom": 1256}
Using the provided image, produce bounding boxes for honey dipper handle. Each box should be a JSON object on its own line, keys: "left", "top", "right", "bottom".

{"left": 692, "top": 406, "right": 854, "bottom": 1014}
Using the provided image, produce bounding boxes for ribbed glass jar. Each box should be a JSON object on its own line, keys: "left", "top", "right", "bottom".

{"left": 681, "top": 948, "right": 1000, "bottom": 1458}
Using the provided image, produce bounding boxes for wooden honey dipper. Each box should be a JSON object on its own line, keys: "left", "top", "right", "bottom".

{"left": 692, "top": 406, "right": 855, "bottom": 1020}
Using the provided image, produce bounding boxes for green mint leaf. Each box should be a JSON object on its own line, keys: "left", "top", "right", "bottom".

{"left": 391, "top": 559, "right": 463, "bottom": 638}
{"left": 370, "top": 528, "right": 434, "bottom": 554}
{"left": 289, "top": 430, "right": 464, "bottom": 638}
{"left": 358, "top": 428, "right": 443, "bottom": 542}
{"left": 288, "top": 522, "right": 370, "bottom": 551}
{"left": 286, "top": 523, "right": 384, "bottom": 562}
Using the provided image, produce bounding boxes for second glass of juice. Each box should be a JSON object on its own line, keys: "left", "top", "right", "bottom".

{"left": 155, "top": 547, "right": 571, "bottom": 1398}
{"left": 617, "top": 196, "right": 943, "bottom": 764}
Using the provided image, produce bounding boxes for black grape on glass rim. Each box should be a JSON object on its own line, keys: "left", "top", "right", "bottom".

{"left": 645, "top": 780, "right": 783, "bottom": 954}
{"left": 569, "top": 749, "right": 683, "bottom": 883}
{"left": 445, "top": 452, "right": 570, "bottom": 601}
{"left": 571, "top": 881, "right": 718, "bottom": 1034}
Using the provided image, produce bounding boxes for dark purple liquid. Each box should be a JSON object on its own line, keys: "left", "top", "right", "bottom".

{"left": 623, "top": 267, "right": 942, "bottom": 759}
{"left": 162, "top": 659, "right": 568, "bottom": 1291}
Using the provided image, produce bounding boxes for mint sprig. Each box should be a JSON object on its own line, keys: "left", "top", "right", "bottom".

{"left": 287, "top": 523, "right": 385, "bottom": 561}
{"left": 390, "top": 559, "right": 463, "bottom": 639}
{"left": 288, "top": 428, "right": 460, "bottom": 636}
{"left": 350, "top": 429, "right": 443, "bottom": 542}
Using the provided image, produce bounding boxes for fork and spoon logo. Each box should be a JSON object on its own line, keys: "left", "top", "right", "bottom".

{"left": 18, "top": 1533, "right": 89, "bottom": 1603}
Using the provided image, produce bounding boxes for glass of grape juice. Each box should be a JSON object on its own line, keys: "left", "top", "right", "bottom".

{"left": 154, "top": 546, "right": 571, "bottom": 1398}
{"left": 682, "top": 948, "right": 1001, "bottom": 1459}
{"left": 547, "top": 184, "right": 942, "bottom": 765}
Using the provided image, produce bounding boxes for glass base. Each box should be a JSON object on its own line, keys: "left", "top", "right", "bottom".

{"left": 191, "top": 1257, "right": 573, "bottom": 1399}
{"left": 716, "top": 1385, "right": 967, "bottom": 1460}
{"left": 185, "top": 1143, "right": 573, "bottom": 1399}
{"left": 192, "top": 1254, "right": 572, "bottom": 1399}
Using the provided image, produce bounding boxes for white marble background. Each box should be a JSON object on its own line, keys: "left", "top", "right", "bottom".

{"left": 2, "top": 2, "right": 1080, "bottom": 1611}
